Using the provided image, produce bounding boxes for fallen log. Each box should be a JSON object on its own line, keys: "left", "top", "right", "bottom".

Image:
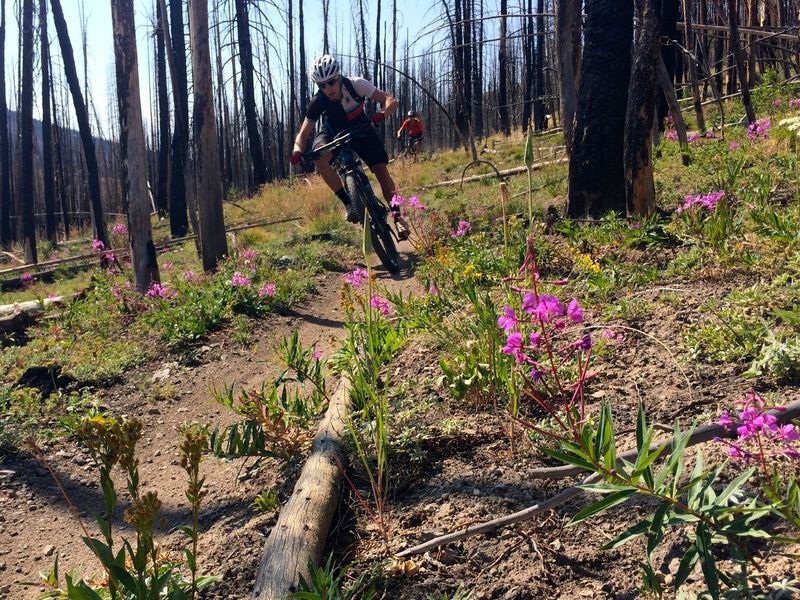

{"left": 252, "top": 377, "right": 352, "bottom": 600}
{"left": 421, "top": 157, "right": 568, "bottom": 190}
{"left": 396, "top": 401, "right": 800, "bottom": 558}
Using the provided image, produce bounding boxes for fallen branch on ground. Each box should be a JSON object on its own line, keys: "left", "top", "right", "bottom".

{"left": 396, "top": 401, "right": 800, "bottom": 558}
{"left": 252, "top": 377, "right": 352, "bottom": 600}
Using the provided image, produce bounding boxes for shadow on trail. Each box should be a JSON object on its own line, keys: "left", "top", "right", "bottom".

{"left": 2, "top": 451, "right": 264, "bottom": 537}
{"left": 280, "top": 307, "right": 345, "bottom": 330}
{"left": 371, "top": 243, "right": 417, "bottom": 283}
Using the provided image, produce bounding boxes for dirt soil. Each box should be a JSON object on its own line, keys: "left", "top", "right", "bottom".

{"left": 0, "top": 241, "right": 419, "bottom": 600}
{"left": 340, "top": 273, "right": 800, "bottom": 599}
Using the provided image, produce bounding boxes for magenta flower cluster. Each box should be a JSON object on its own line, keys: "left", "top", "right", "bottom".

{"left": 92, "top": 239, "right": 106, "bottom": 253}
{"left": 789, "top": 98, "right": 800, "bottom": 109}
{"left": 370, "top": 295, "right": 395, "bottom": 317}
{"left": 729, "top": 141, "right": 741, "bottom": 151}
{"left": 390, "top": 194, "right": 424, "bottom": 212}
{"left": 747, "top": 117, "right": 771, "bottom": 141}
{"left": 146, "top": 282, "right": 174, "bottom": 299}
{"left": 451, "top": 220, "right": 472, "bottom": 238}
{"left": 111, "top": 222, "right": 128, "bottom": 236}
{"left": 230, "top": 271, "right": 251, "bottom": 287}
{"left": 498, "top": 290, "right": 587, "bottom": 381}
{"left": 677, "top": 190, "right": 726, "bottom": 213}
{"left": 343, "top": 267, "right": 369, "bottom": 288}
{"left": 20, "top": 272, "right": 34, "bottom": 285}
{"left": 717, "top": 392, "right": 799, "bottom": 462}
{"left": 258, "top": 282, "right": 276, "bottom": 298}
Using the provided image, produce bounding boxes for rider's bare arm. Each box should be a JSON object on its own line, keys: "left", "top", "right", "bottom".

{"left": 293, "top": 118, "right": 316, "bottom": 153}
{"left": 370, "top": 89, "right": 398, "bottom": 116}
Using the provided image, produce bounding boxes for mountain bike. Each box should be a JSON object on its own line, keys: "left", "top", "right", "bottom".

{"left": 308, "top": 123, "right": 401, "bottom": 274}
{"left": 396, "top": 133, "right": 423, "bottom": 161}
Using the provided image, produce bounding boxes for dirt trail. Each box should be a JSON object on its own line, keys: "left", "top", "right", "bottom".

{"left": 0, "top": 241, "right": 418, "bottom": 599}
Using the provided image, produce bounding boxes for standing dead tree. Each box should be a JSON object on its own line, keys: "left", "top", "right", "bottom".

{"left": 50, "top": 0, "right": 109, "bottom": 248}
{"left": 110, "top": 0, "right": 160, "bottom": 292}
{"left": 188, "top": 0, "right": 227, "bottom": 271}
{"left": 0, "top": 0, "right": 12, "bottom": 248}
{"left": 20, "top": 0, "right": 36, "bottom": 263}
{"left": 40, "top": 0, "right": 57, "bottom": 241}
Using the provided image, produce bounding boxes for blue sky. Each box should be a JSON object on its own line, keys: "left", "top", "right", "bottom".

{"left": 4, "top": 0, "right": 505, "bottom": 130}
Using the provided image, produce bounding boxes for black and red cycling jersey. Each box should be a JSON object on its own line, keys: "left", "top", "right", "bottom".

{"left": 305, "top": 76, "right": 376, "bottom": 134}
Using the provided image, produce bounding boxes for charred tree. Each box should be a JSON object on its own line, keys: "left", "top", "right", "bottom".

{"left": 555, "top": 0, "right": 580, "bottom": 151}
{"left": 111, "top": 0, "right": 159, "bottom": 291}
{"left": 0, "top": 0, "right": 12, "bottom": 248}
{"left": 624, "top": 0, "right": 661, "bottom": 217}
{"left": 322, "top": 0, "right": 329, "bottom": 53}
{"left": 51, "top": 0, "right": 109, "bottom": 247}
{"left": 235, "top": 0, "right": 268, "bottom": 187}
{"left": 498, "top": 0, "right": 510, "bottom": 136}
{"left": 682, "top": 0, "right": 705, "bottom": 131}
{"left": 567, "top": 0, "right": 634, "bottom": 218}
{"left": 49, "top": 57, "right": 69, "bottom": 238}
{"left": 533, "top": 0, "right": 546, "bottom": 130}
{"left": 299, "top": 0, "right": 308, "bottom": 117}
{"left": 166, "top": 0, "right": 190, "bottom": 236}
{"left": 188, "top": 0, "right": 227, "bottom": 271}
{"left": 521, "top": 0, "right": 535, "bottom": 129}
{"left": 726, "top": 0, "right": 756, "bottom": 123}
{"left": 155, "top": 2, "right": 170, "bottom": 217}
{"left": 40, "top": 0, "right": 56, "bottom": 241}
{"left": 20, "top": 0, "right": 36, "bottom": 263}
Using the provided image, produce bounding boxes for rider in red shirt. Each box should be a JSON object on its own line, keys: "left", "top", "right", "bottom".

{"left": 397, "top": 111, "right": 425, "bottom": 149}
{"left": 289, "top": 54, "right": 409, "bottom": 240}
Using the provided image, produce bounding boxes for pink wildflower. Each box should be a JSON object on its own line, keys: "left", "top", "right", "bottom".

{"left": 566, "top": 299, "right": 584, "bottom": 324}
{"left": 20, "top": 272, "right": 33, "bottom": 285}
{"left": 677, "top": 190, "right": 726, "bottom": 213}
{"left": 370, "top": 295, "right": 395, "bottom": 317}
{"left": 789, "top": 98, "right": 800, "bottom": 109}
{"left": 687, "top": 131, "right": 701, "bottom": 143}
{"left": 498, "top": 305, "right": 518, "bottom": 333}
{"left": 772, "top": 99, "right": 783, "bottom": 108}
{"left": 312, "top": 350, "right": 324, "bottom": 361}
{"left": 534, "top": 294, "right": 565, "bottom": 323}
{"left": 230, "top": 271, "right": 251, "bottom": 287}
{"left": 747, "top": 117, "right": 771, "bottom": 141}
{"left": 91, "top": 239, "right": 105, "bottom": 253}
{"left": 501, "top": 331, "right": 525, "bottom": 362}
{"left": 258, "top": 282, "right": 277, "bottom": 298}
{"left": 146, "top": 282, "right": 173, "bottom": 299}
{"left": 112, "top": 222, "right": 128, "bottom": 236}
{"left": 665, "top": 130, "right": 678, "bottom": 141}
{"left": 451, "top": 220, "right": 472, "bottom": 238}
{"left": 344, "top": 267, "right": 369, "bottom": 288}
{"left": 729, "top": 141, "right": 741, "bottom": 151}
{"left": 161, "top": 261, "right": 174, "bottom": 271}
{"left": 428, "top": 285, "right": 439, "bottom": 296}
{"left": 184, "top": 270, "right": 198, "bottom": 282}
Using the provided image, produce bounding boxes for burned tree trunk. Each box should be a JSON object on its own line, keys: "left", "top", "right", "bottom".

{"left": 40, "top": 0, "right": 56, "bottom": 241}
{"left": 111, "top": 0, "right": 159, "bottom": 292}
{"left": 0, "top": 0, "right": 12, "bottom": 248}
{"left": 50, "top": 0, "right": 109, "bottom": 248}
{"left": 498, "top": 0, "right": 510, "bottom": 136}
{"left": 624, "top": 0, "right": 661, "bottom": 217}
{"left": 188, "top": 0, "right": 227, "bottom": 271}
{"left": 20, "top": 0, "right": 36, "bottom": 264}
{"left": 555, "top": 0, "right": 579, "bottom": 152}
{"left": 235, "top": 0, "right": 268, "bottom": 187}
{"left": 682, "top": 0, "right": 706, "bottom": 131}
{"left": 298, "top": 0, "right": 308, "bottom": 117}
{"left": 167, "top": 0, "right": 190, "bottom": 237}
{"left": 533, "top": 0, "right": 546, "bottom": 130}
{"left": 155, "top": 2, "right": 170, "bottom": 218}
{"left": 567, "top": 0, "right": 634, "bottom": 218}
{"left": 726, "top": 0, "right": 756, "bottom": 123}
{"left": 521, "top": 0, "right": 535, "bottom": 129}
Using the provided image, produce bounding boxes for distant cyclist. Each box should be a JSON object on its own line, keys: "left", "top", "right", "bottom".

{"left": 397, "top": 111, "right": 425, "bottom": 155}
{"left": 290, "top": 54, "right": 409, "bottom": 240}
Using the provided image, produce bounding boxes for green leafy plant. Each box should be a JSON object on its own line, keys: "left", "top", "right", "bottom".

{"left": 288, "top": 556, "right": 376, "bottom": 600}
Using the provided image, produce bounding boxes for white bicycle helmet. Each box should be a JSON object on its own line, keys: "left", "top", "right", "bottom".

{"left": 310, "top": 55, "right": 340, "bottom": 83}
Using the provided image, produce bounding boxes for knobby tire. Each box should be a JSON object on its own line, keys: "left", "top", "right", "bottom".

{"left": 344, "top": 174, "right": 400, "bottom": 274}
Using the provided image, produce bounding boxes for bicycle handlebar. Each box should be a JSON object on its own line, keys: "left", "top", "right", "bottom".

{"left": 305, "top": 121, "right": 375, "bottom": 162}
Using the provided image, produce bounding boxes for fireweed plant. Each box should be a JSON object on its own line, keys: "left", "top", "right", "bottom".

{"left": 716, "top": 392, "right": 800, "bottom": 528}
{"left": 30, "top": 416, "right": 219, "bottom": 599}
{"left": 501, "top": 240, "right": 792, "bottom": 598}
{"left": 335, "top": 219, "right": 408, "bottom": 536}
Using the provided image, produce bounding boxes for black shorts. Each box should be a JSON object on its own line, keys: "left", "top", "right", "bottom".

{"left": 313, "top": 125, "right": 389, "bottom": 168}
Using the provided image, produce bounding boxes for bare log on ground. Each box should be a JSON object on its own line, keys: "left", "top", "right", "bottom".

{"left": 0, "top": 296, "right": 68, "bottom": 337}
{"left": 421, "top": 157, "right": 567, "bottom": 190}
{"left": 252, "top": 377, "right": 352, "bottom": 600}
{"left": 396, "top": 401, "right": 800, "bottom": 558}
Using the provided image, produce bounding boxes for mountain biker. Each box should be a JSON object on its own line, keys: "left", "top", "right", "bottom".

{"left": 290, "top": 54, "right": 409, "bottom": 240}
{"left": 397, "top": 111, "right": 425, "bottom": 153}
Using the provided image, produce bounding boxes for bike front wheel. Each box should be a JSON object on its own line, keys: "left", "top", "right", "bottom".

{"left": 344, "top": 174, "right": 401, "bottom": 274}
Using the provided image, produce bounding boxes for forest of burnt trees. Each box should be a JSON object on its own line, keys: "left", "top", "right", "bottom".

{"left": 0, "top": 0, "right": 798, "bottom": 289}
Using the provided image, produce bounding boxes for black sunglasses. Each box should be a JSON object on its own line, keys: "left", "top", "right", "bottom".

{"left": 318, "top": 77, "right": 338, "bottom": 89}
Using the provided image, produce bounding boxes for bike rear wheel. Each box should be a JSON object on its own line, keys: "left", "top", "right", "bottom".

{"left": 344, "top": 174, "right": 401, "bottom": 274}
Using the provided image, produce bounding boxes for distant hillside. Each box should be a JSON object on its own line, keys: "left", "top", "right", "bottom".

{"left": 5, "top": 110, "right": 117, "bottom": 160}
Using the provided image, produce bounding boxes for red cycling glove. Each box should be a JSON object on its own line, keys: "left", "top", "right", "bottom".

{"left": 371, "top": 112, "right": 386, "bottom": 125}
{"left": 289, "top": 151, "right": 302, "bottom": 165}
